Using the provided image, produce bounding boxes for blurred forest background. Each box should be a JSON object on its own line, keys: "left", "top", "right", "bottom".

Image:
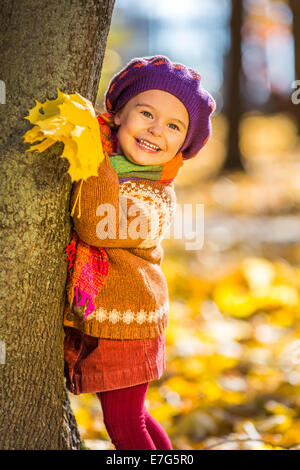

{"left": 71, "top": 0, "right": 300, "bottom": 450}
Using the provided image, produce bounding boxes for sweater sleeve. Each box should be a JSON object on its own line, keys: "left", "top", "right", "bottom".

{"left": 70, "top": 152, "right": 154, "bottom": 248}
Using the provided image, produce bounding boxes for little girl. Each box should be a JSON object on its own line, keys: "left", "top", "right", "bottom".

{"left": 63, "top": 55, "right": 215, "bottom": 450}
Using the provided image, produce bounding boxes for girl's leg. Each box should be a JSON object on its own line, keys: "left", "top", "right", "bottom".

{"left": 97, "top": 382, "right": 172, "bottom": 450}
{"left": 97, "top": 382, "right": 156, "bottom": 450}
{"left": 143, "top": 407, "right": 173, "bottom": 450}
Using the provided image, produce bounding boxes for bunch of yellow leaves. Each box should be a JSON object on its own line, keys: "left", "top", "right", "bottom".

{"left": 23, "top": 88, "right": 105, "bottom": 217}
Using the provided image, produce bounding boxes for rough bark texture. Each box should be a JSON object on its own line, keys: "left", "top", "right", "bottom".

{"left": 0, "top": 0, "right": 115, "bottom": 450}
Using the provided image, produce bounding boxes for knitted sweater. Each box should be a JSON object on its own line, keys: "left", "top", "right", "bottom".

{"left": 63, "top": 150, "right": 177, "bottom": 339}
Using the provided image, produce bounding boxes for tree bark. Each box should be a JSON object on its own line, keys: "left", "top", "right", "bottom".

{"left": 0, "top": 0, "right": 115, "bottom": 450}
{"left": 223, "top": 0, "right": 244, "bottom": 171}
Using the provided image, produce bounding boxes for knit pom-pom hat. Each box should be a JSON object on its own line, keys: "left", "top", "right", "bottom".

{"left": 104, "top": 55, "right": 216, "bottom": 160}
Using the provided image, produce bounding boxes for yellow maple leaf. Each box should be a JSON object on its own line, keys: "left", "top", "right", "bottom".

{"left": 23, "top": 88, "right": 105, "bottom": 217}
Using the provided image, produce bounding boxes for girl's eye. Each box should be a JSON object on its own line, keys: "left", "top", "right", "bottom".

{"left": 141, "top": 111, "right": 152, "bottom": 118}
{"left": 168, "top": 123, "right": 179, "bottom": 131}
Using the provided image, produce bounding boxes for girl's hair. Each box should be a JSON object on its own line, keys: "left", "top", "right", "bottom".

{"left": 96, "top": 111, "right": 118, "bottom": 154}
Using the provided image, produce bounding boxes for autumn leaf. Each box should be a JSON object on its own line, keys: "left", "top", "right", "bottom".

{"left": 23, "top": 88, "right": 105, "bottom": 183}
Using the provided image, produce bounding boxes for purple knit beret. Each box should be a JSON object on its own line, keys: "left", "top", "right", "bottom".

{"left": 104, "top": 55, "right": 216, "bottom": 159}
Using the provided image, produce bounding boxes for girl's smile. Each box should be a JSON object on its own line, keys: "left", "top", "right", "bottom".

{"left": 113, "top": 90, "right": 189, "bottom": 166}
{"left": 135, "top": 138, "right": 162, "bottom": 153}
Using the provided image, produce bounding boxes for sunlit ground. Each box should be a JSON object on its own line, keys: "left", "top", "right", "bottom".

{"left": 68, "top": 113, "right": 300, "bottom": 450}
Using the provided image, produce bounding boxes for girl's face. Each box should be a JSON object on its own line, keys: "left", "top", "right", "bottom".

{"left": 113, "top": 89, "right": 189, "bottom": 166}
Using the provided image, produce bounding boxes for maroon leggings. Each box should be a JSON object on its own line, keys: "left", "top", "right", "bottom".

{"left": 96, "top": 382, "right": 173, "bottom": 450}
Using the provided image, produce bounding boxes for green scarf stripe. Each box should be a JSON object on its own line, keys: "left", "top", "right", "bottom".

{"left": 109, "top": 154, "right": 163, "bottom": 180}
{"left": 116, "top": 171, "right": 162, "bottom": 180}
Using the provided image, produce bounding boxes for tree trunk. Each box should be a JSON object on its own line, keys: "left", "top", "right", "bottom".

{"left": 0, "top": 0, "right": 115, "bottom": 450}
{"left": 289, "top": 0, "right": 300, "bottom": 133}
{"left": 223, "top": 0, "right": 244, "bottom": 171}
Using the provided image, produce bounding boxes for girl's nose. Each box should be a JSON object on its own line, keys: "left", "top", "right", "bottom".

{"left": 148, "top": 122, "right": 163, "bottom": 136}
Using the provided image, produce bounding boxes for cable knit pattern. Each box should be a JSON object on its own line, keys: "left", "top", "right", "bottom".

{"left": 63, "top": 151, "right": 177, "bottom": 339}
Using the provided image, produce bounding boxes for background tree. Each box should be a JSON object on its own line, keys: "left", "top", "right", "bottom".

{"left": 265, "top": 0, "right": 300, "bottom": 136}
{"left": 289, "top": 0, "right": 300, "bottom": 134}
{"left": 223, "top": 0, "right": 244, "bottom": 171}
{"left": 0, "top": 0, "right": 115, "bottom": 449}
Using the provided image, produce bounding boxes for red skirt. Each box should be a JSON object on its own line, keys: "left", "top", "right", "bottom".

{"left": 64, "top": 326, "right": 166, "bottom": 394}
